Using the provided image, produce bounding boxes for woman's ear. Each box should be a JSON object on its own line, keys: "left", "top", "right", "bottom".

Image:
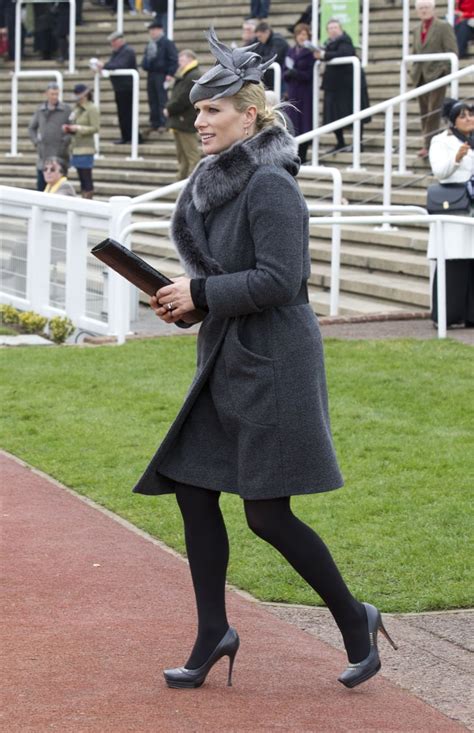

{"left": 245, "top": 105, "right": 258, "bottom": 127}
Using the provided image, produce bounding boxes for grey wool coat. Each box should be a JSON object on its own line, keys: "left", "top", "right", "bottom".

{"left": 133, "top": 125, "right": 344, "bottom": 500}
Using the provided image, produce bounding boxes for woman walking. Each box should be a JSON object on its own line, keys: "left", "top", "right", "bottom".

{"left": 134, "top": 30, "right": 397, "bottom": 690}
{"left": 65, "top": 84, "right": 100, "bottom": 199}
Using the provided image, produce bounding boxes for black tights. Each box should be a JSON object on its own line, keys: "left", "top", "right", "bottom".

{"left": 175, "top": 484, "right": 369, "bottom": 669}
{"left": 77, "top": 167, "right": 94, "bottom": 193}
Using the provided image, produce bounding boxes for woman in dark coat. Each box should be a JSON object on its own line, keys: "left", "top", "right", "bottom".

{"left": 315, "top": 18, "right": 371, "bottom": 152}
{"left": 283, "top": 23, "right": 315, "bottom": 163}
{"left": 134, "top": 30, "right": 397, "bottom": 691}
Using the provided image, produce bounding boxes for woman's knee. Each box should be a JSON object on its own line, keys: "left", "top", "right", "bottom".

{"left": 244, "top": 498, "right": 292, "bottom": 542}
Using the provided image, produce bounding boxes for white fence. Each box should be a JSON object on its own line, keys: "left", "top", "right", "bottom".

{"left": 1, "top": 183, "right": 472, "bottom": 342}
{"left": 0, "top": 186, "right": 132, "bottom": 343}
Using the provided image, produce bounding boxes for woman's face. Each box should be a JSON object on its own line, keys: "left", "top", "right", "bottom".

{"left": 454, "top": 108, "right": 474, "bottom": 136}
{"left": 194, "top": 97, "right": 256, "bottom": 155}
{"left": 43, "top": 162, "right": 63, "bottom": 185}
{"left": 296, "top": 29, "right": 310, "bottom": 46}
{"left": 327, "top": 22, "right": 342, "bottom": 40}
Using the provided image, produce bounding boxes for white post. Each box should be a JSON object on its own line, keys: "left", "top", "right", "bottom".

{"left": 127, "top": 69, "right": 141, "bottom": 161}
{"left": 10, "top": 75, "right": 18, "bottom": 157}
{"left": 65, "top": 210, "right": 87, "bottom": 323}
{"left": 349, "top": 57, "right": 361, "bottom": 171}
{"left": 450, "top": 54, "right": 459, "bottom": 98}
{"left": 68, "top": 0, "right": 76, "bottom": 74}
{"left": 436, "top": 220, "right": 447, "bottom": 338}
{"left": 312, "top": 0, "right": 319, "bottom": 45}
{"left": 167, "top": 0, "right": 174, "bottom": 40}
{"left": 27, "top": 206, "right": 50, "bottom": 310}
{"left": 381, "top": 106, "right": 395, "bottom": 231}
{"left": 108, "top": 196, "right": 132, "bottom": 344}
{"left": 329, "top": 169, "right": 343, "bottom": 316}
{"left": 15, "top": 0, "right": 21, "bottom": 74}
{"left": 398, "top": 59, "right": 408, "bottom": 174}
{"left": 94, "top": 71, "right": 101, "bottom": 158}
{"left": 447, "top": 0, "right": 455, "bottom": 26}
{"left": 402, "top": 0, "right": 411, "bottom": 59}
{"left": 312, "top": 63, "right": 320, "bottom": 166}
{"left": 116, "top": 0, "right": 124, "bottom": 35}
{"left": 361, "top": 0, "right": 369, "bottom": 68}
{"left": 270, "top": 62, "right": 281, "bottom": 102}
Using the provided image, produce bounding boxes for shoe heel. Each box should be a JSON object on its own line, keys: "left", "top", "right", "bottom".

{"left": 227, "top": 650, "right": 237, "bottom": 687}
{"left": 379, "top": 619, "right": 398, "bottom": 650}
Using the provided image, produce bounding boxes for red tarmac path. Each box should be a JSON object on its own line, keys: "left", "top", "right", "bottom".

{"left": 1, "top": 451, "right": 467, "bottom": 733}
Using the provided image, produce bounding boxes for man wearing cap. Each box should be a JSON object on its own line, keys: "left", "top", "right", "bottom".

{"left": 95, "top": 32, "right": 138, "bottom": 144}
{"left": 142, "top": 18, "right": 178, "bottom": 136}
{"left": 28, "top": 82, "right": 72, "bottom": 191}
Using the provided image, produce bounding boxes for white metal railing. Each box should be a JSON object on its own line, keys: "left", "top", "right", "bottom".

{"left": 398, "top": 52, "right": 459, "bottom": 175}
{"left": 15, "top": 0, "right": 75, "bottom": 75}
{"left": 93, "top": 69, "right": 141, "bottom": 160}
{"left": 297, "top": 64, "right": 474, "bottom": 216}
{"left": 1, "top": 184, "right": 471, "bottom": 340}
{"left": 311, "top": 0, "right": 370, "bottom": 68}
{"left": 9, "top": 71, "right": 63, "bottom": 158}
{"left": 312, "top": 57, "right": 362, "bottom": 169}
{"left": 270, "top": 62, "right": 282, "bottom": 102}
{"left": 0, "top": 186, "right": 131, "bottom": 343}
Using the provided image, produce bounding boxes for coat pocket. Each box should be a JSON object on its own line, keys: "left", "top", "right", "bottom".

{"left": 222, "top": 328, "right": 278, "bottom": 427}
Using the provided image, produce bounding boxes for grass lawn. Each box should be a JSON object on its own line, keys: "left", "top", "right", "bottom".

{"left": 1, "top": 336, "right": 472, "bottom": 613}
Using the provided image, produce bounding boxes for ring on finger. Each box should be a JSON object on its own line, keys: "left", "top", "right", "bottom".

{"left": 167, "top": 302, "right": 174, "bottom": 312}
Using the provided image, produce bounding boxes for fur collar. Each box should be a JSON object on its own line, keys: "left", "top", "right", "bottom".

{"left": 171, "top": 126, "right": 299, "bottom": 277}
{"left": 191, "top": 125, "right": 299, "bottom": 213}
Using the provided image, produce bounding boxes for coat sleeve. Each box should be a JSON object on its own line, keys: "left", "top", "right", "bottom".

{"left": 28, "top": 109, "right": 39, "bottom": 146}
{"left": 429, "top": 133, "right": 460, "bottom": 179}
{"left": 204, "top": 169, "right": 306, "bottom": 318}
{"left": 165, "top": 41, "right": 179, "bottom": 75}
{"left": 166, "top": 77, "right": 192, "bottom": 115}
{"left": 77, "top": 105, "right": 100, "bottom": 137}
{"left": 324, "top": 38, "right": 355, "bottom": 61}
{"left": 441, "top": 22, "right": 459, "bottom": 54}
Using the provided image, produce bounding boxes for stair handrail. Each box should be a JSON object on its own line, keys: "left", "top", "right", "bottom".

{"left": 8, "top": 70, "right": 64, "bottom": 158}
{"left": 398, "top": 52, "right": 459, "bottom": 175}
{"left": 14, "top": 0, "right": 76, "bottom": 75}
{"left": 296, "top": 63, "right": 474, "bottom": 220}
{"left": 93, "top": 68, "right": 141, "bottom": 161}
{"left": 311, "top": 56, "right": 362, "bottom": 169}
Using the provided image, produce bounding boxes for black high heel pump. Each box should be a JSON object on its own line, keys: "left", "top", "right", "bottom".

{"left": 163, "top": 627, "right": 240, "bottom": 689}
{"left": 338, "top": 602, "right": 398, "bottom": 689}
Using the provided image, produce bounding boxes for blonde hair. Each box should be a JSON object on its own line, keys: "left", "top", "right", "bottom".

{"left": 231, "top": 82, "right": 286, "bottom": 131}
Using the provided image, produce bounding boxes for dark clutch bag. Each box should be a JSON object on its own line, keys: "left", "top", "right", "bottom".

{"left": 91, "top": 237, "right": 199, "bottom": 328}
{"left": 426, "top": 182, "right": 471, "bottom": 214}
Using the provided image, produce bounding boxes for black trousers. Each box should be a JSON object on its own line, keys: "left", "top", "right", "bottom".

{"left": 431, "top": 259, "right": 474, "bottom": 326}
{"left": 147, "top": 72, "right": 168, "bottom": 129}
{"left": 115, "top": 89, "right": 133, "bottom": 142}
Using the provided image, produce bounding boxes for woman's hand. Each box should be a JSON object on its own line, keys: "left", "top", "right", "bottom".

{"left": 455, "top": 142, "right": 470, "bottom": 163}
{"left": 150, "top": 276, "right": 195, "bottom": 324}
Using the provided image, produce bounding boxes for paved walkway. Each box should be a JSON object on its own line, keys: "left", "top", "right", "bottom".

{"left": 1, "top": 451, "right": 471, "bottom": 732}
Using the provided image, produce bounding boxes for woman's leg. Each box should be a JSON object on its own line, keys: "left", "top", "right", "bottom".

{"left": 175, "top": 483, "right": 230, "bottom": 669}
{"left": 244, "top": 497, "right": 369, "bottom": 663}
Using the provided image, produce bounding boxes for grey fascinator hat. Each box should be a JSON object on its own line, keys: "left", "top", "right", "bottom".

{"left": 189, "top": 28, "right": 276, "bottom": 104}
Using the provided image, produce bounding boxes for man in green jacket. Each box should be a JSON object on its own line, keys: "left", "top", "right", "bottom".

{"left": 164, "top": 49, "right": 201, "bottom": 180}
{"left": 411, "top": 0, "right": 459, "bottom": 157}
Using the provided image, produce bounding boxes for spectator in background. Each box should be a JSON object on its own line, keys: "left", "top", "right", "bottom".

{"left": 283, "top": 23, "right": 315, "bottom": 163}
{"left": 241, "top": 19, "right": 257, "bottom": 44}
{"left": 410, "top": 0, "right": 458, "bottom": 158}
{"left": 164, "top": 49, "right": 201, "bottom": 179}
{"left": 65, "top": 83, "right": 100, "bottom": 199}
{"left": 142, "top": 18, "right": 178, "bottom": 136}
{"left": 428, "top": 98, "right": 474, "bottom": 327}
{"left": 28, "top": 82, "right": 71, "bottom": 191}
{"left": 33, "top": 3, "right": 56, "bottom": 60}
{"left": 95, "top": 31, "right": 138, "bottom": 144}
{"left": 246, "top": 0, "right": 270, "bottom": 20}
{"left": 254, "top": 21, "right": 289, "bottom": 92}
{"left": 454, "top": 0, "right": 474, "bottom": 58}
{"left": 5, "top": 0, "right": 26, "bottom": 60}
{"left": 43, "top": 157, "right": 76, "bottom": 195}
{"left": 314, "top": 18, "right": 371, "bottom": 153}
{"left": 54, "top": 0, "right": 70, "bottom": 64}
{"left": 150, "top": 0, "right": 176, "bottom": 35}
